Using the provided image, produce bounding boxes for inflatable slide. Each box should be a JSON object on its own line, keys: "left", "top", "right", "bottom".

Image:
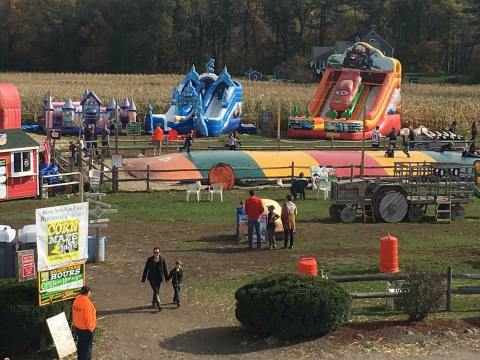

{"left": 288, "top": 42, "right": 401, "bottom": 140}
{"left": 144, "top": 59, "right": 243, "bottom": 137}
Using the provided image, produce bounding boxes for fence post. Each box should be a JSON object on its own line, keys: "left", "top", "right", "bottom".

{"left": 100, "top": 161, "right": 104, "bottom": 185}
{"left": 330, "top": 137, "right": 334, "bottom": 149}
{"left": 146, "top": 165, "right": 151, "bottom": 192}
{"left": 79, "top": 173, "right": 84, "bottom": 202}
{"left": 39, "top": 173, "right": 43, "bottom": 199}
{"left": 291, "top": 161, "right": 295, "bottom": 181}
{"left": 446, "top": 265, "right": 452, "bottom": 312}
{"left": 350, "top": 164, "right": 354, "bottom": 181}
{"left": 166, "top": 137, "right": 169, "bottom": 154}
{"left": 112, "top": 166, "right": 118, "bottom": 193}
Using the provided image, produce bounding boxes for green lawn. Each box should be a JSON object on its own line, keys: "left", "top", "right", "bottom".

{"left": 2, "top": 189, "right": 480, "bottom": 320}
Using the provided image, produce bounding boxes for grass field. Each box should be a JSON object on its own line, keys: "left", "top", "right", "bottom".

{"left": 2, "top": 72, "right": 480, "bottom": 135}
{"left": 3, "top": 189, "right": 480, "bottom": 321}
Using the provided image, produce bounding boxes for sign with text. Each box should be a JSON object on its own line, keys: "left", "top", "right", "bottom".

{"left": 49, "top": 129, "right": 61, "bottom": 140}
{"left": 237, "top": 213, "right": 267, "bottom": 242}
{"left": 16, "top": 250, "right": 36, "bottom": 281}
{"left": 36, "top": 203, "right": 89, "bottom": 271}
{"left": 46, "top": 312, "right": 77, "bottom": 358}
{"left": 111, "top": 154, "right": 123, "bottom": 168}
{"left": 38, "top": 262, "right": 85, "bottom": 306}
{"left": 126, "top": 122, "right": 141, "bottom": 136}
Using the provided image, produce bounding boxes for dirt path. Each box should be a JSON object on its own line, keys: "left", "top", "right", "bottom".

{"left": 86, "top": 221, "right": 480, "bottom": 359}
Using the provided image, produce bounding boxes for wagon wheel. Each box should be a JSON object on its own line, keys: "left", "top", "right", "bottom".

{"left": 451, "top": 205, "right": 465, "bottom": 221}
{"left": 340, "top": 206, "right": 356, "bottom": 223}
{"left": 408, "top": 206, "right": 424, "bottom": 223}
{"left": 377, "top": 191, "right": 408, "bottom": 223}
{"left": 329, "top": 204, "right": 344, "bottom": 222}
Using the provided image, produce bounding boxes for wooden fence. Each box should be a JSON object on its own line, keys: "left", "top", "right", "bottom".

{"left": 328, "top": 266, "right": 480, "bottom": 312}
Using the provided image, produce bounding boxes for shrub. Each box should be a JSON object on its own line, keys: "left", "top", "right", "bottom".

{"left": 235, "top": 273, "right": 351, "bottom": 339}
{"left": 396, "top": 269, "right": 445, "bottom": 322}
{"left": 0, "top": 279, "right": 72, "bottom": 353}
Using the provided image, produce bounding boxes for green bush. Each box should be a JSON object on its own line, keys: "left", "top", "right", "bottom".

{"left": 396, "top": 269, "right": 445, "bottom": 322}
{"left": 235, "top": 273, "right": 351, "bottom": 339}
{"left": 0, "top": 279, "right": 72, "bottom": 353}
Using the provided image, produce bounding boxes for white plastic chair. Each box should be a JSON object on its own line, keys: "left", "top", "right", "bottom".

{"left": 317, "top": 179, "right": 331, "bottom": 200}
{"left": 186, "top": 181, "right": 201, "bottom": 202}
{"left": 209, "top": 183, "right": 224, "bottom": 202}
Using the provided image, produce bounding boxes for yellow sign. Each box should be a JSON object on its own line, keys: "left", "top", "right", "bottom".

{"left": 36, "top": 203, "right": 89, "bottom": 271}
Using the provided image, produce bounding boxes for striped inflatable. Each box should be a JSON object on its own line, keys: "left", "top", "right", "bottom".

{"left": 124, "top": 150, "right": 479, "bottom": 181}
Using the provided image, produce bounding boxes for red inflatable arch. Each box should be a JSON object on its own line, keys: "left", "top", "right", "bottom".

{"left": 0, "top": 84, "right": 21, "bottom": 130}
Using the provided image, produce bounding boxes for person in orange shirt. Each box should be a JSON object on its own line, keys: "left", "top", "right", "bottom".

{"left": 72, "top": 286, "right": 96, "bottom": 360}
{"left": 152, "top": 124, "right": 164, "bottom": 156}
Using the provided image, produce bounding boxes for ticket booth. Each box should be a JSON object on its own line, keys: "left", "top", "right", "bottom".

{"left": 0, "top": 129, "right": 40, "bottom": 201}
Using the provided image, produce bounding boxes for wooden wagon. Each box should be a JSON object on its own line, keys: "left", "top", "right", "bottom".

{"left": 329, "top": 162, "right": 474, "bottom": 223}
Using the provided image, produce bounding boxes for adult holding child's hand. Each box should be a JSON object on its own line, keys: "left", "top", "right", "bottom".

{"left": 142, "top": 247, "right": 169, "bottom": 311}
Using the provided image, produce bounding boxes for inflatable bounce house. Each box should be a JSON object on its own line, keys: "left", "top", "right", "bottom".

{"left": 288, "top": 42, "right": 401, "bottom": 140}
{"left": 144, "top": 59, "right": 243, "bottom": 136}
{"left": 43, "top": 90, "right": 137, "bottom": 135}
{"left": 125, "top": 149, "right": 479, "bottom": 184}
{"left": 0, "top": 84, "right": 40, "bottom": 201}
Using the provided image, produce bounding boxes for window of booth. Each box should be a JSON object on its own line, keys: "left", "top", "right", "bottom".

{"left": 11, "top": 151, "right": 33, "bottom": 176}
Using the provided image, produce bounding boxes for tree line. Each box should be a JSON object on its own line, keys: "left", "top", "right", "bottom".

{"left": 0, "top": 0, "right": 479, "bottom": 78}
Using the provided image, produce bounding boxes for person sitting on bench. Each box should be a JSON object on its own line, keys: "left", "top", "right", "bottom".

{"left": 290, "top": 172, "right": 309, "bottom": 200}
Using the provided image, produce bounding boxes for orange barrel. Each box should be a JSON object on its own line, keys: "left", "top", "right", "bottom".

{"left": 379, "top": 234, "right": 399, "bottom": 273}
{"left": 296, "top": 257, "right": 318, "bottom": 276}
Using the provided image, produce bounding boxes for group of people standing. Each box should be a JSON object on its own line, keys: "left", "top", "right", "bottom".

{"left": 69, "top": 124, "right": 111, "bottom": 163}
{"left": 152, "top": 124, "right": 195, "bottom": 155}
{"left": 243, "top": 190, "right": 297, "bottom": 250}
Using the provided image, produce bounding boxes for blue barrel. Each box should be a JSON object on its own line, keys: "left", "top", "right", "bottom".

{"left": 88, "top": 236, "right": 107, "bottom": 262}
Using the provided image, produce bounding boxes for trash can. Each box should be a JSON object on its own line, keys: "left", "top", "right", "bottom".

{"left": 88, "top": 235, "right": 107, "bottom": 263}
{"left": 18, "top": 224, "right": 37, "bottom": 251}
{"left": 0, "top": 226, "right": 16, "bottom": 279}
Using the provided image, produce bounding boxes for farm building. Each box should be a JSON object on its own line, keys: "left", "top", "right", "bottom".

{"left": 245, "top": 70, "right": 263, "bottom": 81}
{"left": 0, "top": 129, "right": 40, "bottom": 201}
{"left": 0, "top": 84, "right": 40, "bottom": 201}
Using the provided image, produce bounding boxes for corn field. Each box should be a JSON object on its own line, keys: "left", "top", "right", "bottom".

{"left": 1, "top": 72, "right": 480, "bottom": 133}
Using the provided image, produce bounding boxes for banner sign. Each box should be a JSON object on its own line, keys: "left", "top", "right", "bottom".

{"left": 38, "top": 262, "right": 85, "bottom": 306}
{"left": 126, "top": 122, "right": 141, "bottom": 135}
{"left": 36, "top": 203, "right": 89, "bottom": 271}
{"left": 237, "top": 213, "right": 267, "bottom": 241}
{"left": 46, "top": 312, "right": 77, "bottom": 358}
{"left": 16, "top": 249, "right": 36, "bottom": 282}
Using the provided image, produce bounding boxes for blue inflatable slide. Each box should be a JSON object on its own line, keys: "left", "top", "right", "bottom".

{"left": 144, "top": 59, "right": 243, "bottom": 136}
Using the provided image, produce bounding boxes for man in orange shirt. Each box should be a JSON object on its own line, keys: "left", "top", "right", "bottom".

{"left": 72, "top": 286, "right": 96, "bottom": 360}
{"left": 152, "top": 124, "right": 164, "bottom": 156}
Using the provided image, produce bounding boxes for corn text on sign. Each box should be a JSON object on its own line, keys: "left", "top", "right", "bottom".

{"left": 36, "top": 203, "right": 89, "bottom": 271}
